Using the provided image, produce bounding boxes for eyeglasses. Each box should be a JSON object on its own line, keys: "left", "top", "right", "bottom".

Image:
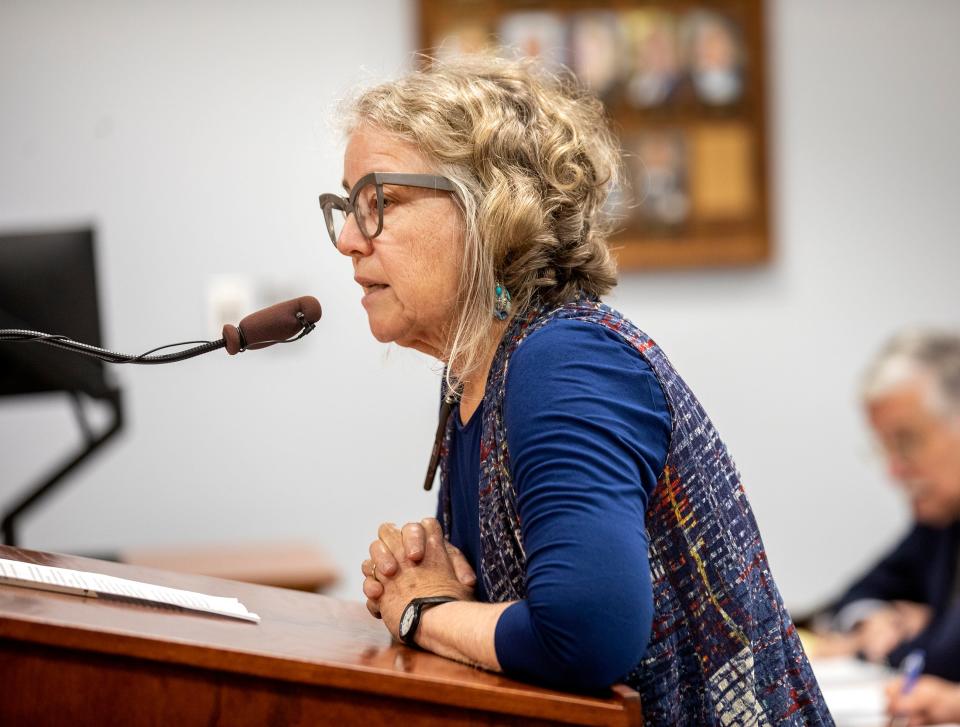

{"left": 318, "top": 172, "right": 457, "bottom": 248}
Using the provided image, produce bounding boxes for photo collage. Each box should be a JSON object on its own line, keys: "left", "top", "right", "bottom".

{"left": 419, "top": 1, "right": 769, "bottom": 268}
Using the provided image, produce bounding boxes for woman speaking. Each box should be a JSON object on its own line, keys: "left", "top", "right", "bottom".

{"left": 320, "top": 55, "right": 831, "bottom": 725}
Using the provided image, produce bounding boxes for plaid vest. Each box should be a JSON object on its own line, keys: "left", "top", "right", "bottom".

{"left": 437, "top": 299, "right": 833, "bottom": 726}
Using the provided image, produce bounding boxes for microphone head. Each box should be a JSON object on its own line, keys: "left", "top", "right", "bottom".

{"left": 222, "top": 295, "right": 321, "bottom": 355}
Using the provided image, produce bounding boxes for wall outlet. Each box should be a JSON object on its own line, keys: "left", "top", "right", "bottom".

{"left": 207, "top": 275, "right": 254, "bottom": 339}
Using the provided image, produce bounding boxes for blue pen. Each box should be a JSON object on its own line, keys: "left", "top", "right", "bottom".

{"left": 889, "top": 649, "right": 926, "bottom": 727}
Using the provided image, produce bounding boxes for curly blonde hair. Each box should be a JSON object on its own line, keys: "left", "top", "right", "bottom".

{"left": 343, "top": 54, "right": 621, "bottom": 390}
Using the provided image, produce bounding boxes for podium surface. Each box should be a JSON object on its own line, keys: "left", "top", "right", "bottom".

{"left": 0, "top": 546, "right": 641, "bottom": 726}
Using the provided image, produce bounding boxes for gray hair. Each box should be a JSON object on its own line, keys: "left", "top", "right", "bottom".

{"left": 862, "top": 329, "right": 960, "bottom": 417}
{"left": 340, "top": 55, "right": 621, "bottom": 393}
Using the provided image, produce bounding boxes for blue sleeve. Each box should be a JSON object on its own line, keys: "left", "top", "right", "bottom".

{"left": 493, "top": 319, "right": 670, "bottom": 691}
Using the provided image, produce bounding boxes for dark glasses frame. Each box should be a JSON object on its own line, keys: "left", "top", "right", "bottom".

{"left": 318, "top": 172, "right": 457, "bottom": 248}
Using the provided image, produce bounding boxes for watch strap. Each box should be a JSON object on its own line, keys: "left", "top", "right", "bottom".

{"left": 399, "top": 596, "right": 458, "bottom": 648}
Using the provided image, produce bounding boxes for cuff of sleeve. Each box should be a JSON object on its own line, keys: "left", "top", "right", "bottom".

{"left": 494, "top": 601, "right": 544, "bottom": 679}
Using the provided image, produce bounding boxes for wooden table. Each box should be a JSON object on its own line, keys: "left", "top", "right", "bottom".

{"left": 121, "top": 540, "right": 340, "bottom": 592}
{"left": 0, "top": 546, "right": 642, "bottom": 726}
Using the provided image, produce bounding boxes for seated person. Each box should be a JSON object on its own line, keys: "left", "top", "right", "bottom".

{"left": 885, "top": 675, "right": 960, "bottom": 726}
{"left": 813, "top": 330, "right": 960, "bottom": 680}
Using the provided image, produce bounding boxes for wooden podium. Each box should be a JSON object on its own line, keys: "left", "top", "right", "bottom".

{"left": 0, "top": 546, "right": 641, "bottom": 726}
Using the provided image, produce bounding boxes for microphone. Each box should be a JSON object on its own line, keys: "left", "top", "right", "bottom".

{"left": 222, "top": 296, "right": 322, "bottom": 355}
{"left": 0, "top": 295, "right": 322, "bottom": 364}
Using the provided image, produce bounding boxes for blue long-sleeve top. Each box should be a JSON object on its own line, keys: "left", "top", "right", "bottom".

{"left": 446, "top": 318, "right": 671, "bottom": 691}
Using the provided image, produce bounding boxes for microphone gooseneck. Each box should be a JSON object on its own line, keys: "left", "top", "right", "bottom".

{"left": 0, "top": 295, "right": 322, "bottom": 364}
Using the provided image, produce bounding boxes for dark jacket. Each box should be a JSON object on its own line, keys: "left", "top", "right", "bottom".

{"left": 832, "top": 521, "right": 960, "bottom": 679}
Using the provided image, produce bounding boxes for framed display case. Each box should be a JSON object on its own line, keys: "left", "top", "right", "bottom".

{"left": 417, "top": 0, "right": 770, "bottom": 270}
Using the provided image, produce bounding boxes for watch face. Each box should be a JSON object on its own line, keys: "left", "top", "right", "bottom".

{"left": 399, "top": 603, "right": 416, "bottom": 638}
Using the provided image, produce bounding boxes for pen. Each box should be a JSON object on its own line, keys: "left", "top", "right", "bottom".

{"left": 888, "top": 649, "right": 926, "bottom": 727}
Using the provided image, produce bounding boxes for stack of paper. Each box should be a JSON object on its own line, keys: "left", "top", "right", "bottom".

{"left": 810, "top": 656, "right": 893, "bottom": 727}
{"left": 811, "top": 656, "right": 960, "bottom": 727}
{"left": 0, "top": 557, "right": 260, "bottom": 623}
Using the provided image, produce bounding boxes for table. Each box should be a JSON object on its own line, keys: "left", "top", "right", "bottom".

{"left": 0, "top": 546, "right": 641, "bottom": 726}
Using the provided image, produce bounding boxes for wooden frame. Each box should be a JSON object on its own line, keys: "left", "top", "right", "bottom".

{"left": 417, "top": 0, "right": 771, "bottom": 271}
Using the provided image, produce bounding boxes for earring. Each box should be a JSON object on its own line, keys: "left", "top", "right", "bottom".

{"left": 493, "top": 282, "right": 512, "bottom": 320}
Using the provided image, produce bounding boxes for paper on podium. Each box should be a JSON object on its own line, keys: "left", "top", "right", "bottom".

{"left": 0, "top": 557, "right": 260, "bottom": 623}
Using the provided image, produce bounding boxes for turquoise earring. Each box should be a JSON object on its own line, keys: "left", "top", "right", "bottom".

{"left": 494, "top": 282, "right": 512, "bottom": 320}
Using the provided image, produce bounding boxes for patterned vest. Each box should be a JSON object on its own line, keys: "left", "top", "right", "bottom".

{"left": 437, "top": 299, "right": 833, "bottom": 726}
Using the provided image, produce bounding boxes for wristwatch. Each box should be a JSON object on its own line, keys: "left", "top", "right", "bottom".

{"left": 398, "top": 596, "right": 458, "bottom": 648}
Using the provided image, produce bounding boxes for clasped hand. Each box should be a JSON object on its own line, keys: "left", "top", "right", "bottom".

{"left": 361, "top": 517, "right": 477, "bottom": 639}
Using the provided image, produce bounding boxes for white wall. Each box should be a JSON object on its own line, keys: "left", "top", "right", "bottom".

{"left": 1, "top": 1, "right": 957, "bottom": 611}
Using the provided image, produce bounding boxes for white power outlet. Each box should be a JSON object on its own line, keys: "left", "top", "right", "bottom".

{"left": 207, "top": 275, "right": 254, "bottom": 339}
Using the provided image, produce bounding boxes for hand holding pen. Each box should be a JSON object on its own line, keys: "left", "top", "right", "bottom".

{"left": 885, "top": 667, "right": 960, "bottom": 727}
{"left": 887, "top": 650, "right": 925, "bottom": 727}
